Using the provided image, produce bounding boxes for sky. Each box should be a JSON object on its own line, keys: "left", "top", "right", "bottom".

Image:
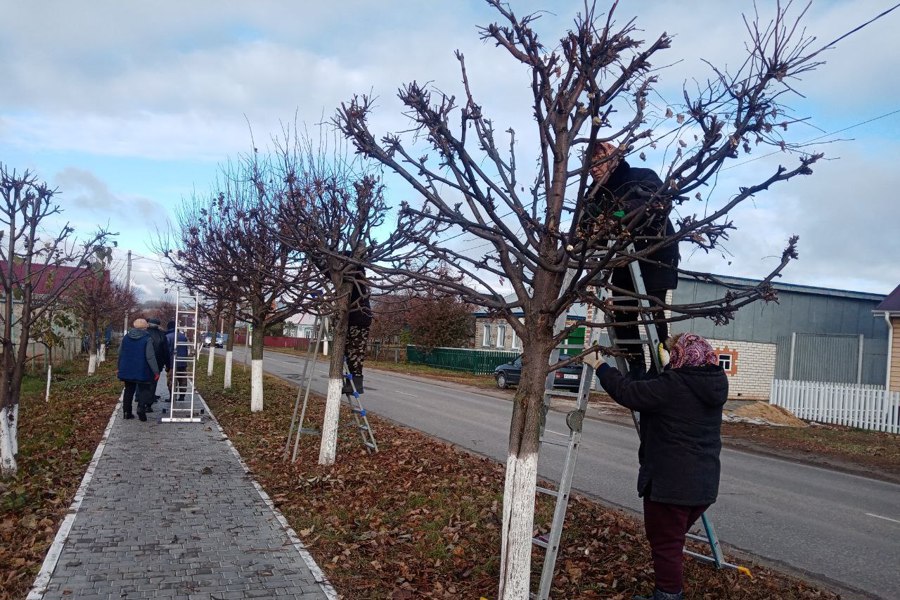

{"left": 2, "top": 0, "right": 899, "bottom": 302}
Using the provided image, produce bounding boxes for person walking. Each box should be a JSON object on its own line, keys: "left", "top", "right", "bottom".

{"left": 165, "top": 320, "right": 189, "bottom": 402}
{"left": 117, "top": 318, "right": 160, "bottom": 421}
{"left": 145, "top": 317, "right": 170, "bottom": 408}
{"left": 584, "top": 333, "right": 727, "bottom": 600}
{"left": 586, "top": 142, "right": 680, "bottom": 372}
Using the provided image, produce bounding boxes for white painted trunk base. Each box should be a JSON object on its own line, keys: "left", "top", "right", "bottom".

{"left": 0, "top": 405, "right": 18, "bottom": 477}
{"left": 224, "top": 351, "right": 233, "bottom": 389}
{"left": 45, "top": 365, "right": 52, "bottom": 402}
{"left": 250, "top": 359, "right": 264, "bottom": 412}
{"left": 498, "top": 451, "right": 538, "bottom": 600}
{"left": 87, "top": 354, "right": 97, "bottom": 375}
{"left": 318, "top": 378, "right": 343, "bottom": 466}
{"left": 99, "top": 343, "right": 106, "bottom": 362}
{"left": 207, "top": 345, "right": 215, "bottom": 376}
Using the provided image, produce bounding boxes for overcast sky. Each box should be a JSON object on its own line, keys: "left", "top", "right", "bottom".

{"left": 2, "top": 0, "right": 898, "bottom": 301}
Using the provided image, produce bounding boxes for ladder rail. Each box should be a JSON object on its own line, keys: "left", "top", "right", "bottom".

{"left": 162, "top": 289, "right": 202, "bottom": 423}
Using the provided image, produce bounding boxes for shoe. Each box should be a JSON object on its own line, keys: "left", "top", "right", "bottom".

{"left": 138, "top": 412, "right": 147, "bottom": 422}
{"left": 123, "top": 413, "right": 135, "bottom": 420}
{"left": 145, "top": 406, "right": 154, "bottom": 413}
{"left": 341, "top": 377, "right": 354, "bottom": 395}
{"left": 354, "top": 375, "right": 364, "bottom": 394}
{"left": 633, "top": 589, "right": 683, "bottom": 600}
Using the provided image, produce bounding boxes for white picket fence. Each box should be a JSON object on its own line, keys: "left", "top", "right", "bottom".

{"left": 771, "top": 379, "right": 900, "bottom": 434}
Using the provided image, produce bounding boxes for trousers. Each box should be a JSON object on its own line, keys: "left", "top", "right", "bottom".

{"left": 643, "top": 497, "right": 709, "bottom": 593}
{"left": 123, "top": 381, "right": 154, "bottom": 416}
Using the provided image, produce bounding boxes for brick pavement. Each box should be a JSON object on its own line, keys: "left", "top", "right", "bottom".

{"left": 35, "top": 380, "right": 334, "bottom": 600}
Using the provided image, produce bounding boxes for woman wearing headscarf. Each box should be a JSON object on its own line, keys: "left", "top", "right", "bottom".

{"left": 584, "top": 333, "right": 728, "bottom": 600}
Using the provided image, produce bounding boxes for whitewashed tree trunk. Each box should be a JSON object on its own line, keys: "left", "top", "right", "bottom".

{"left": 224, "top": 350, "right": 233, "bottom": 389}
{"left": 499, "top": 452, "right": 539, "bottom": 598}
{"left": 99, "top": 343, "right": 107, "bottom": 362}
{"left": 250, "top": 359, "right": 263, "bottom": 412}
{"left": 45, "top": 364, "right": 52, "bottom": 402}
{"left": 0, "top": 405, "right": 17, "bottom": 478}
{"left": 87, "top": 353, "right": 97, "bottom": 375}
{"left": 317, "top": 378, "right": 343, "bottom": 466}
{"left": 207, "top": 344, "right": 215, "bottom": 376}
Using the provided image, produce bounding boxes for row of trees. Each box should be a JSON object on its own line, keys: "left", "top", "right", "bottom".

{"left": 165, "top": 2, "right": 887, "bottom": 596}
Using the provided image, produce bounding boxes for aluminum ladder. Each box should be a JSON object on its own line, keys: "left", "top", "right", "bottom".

{"left": 341, "top": 357, "right": 378, "bottom": 453}
{"left": 161, "top": 289, "right": 203, "bottom": 423}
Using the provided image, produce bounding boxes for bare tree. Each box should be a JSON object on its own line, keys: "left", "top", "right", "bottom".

{"left": 335, "top": 2, "right": 888, "bottom": 595}
{"left": 67, "top": 267, "right": 136, "bottom": 374}
{"left": 0, "top": 164, "right": 111, "bottom": 477}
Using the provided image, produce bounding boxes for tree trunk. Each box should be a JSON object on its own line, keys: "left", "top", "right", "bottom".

{"left": 250, "top": 322, "right": 265, "bottom": 412}
{"left": 45, "top": 360, "right": 52, "bottom": 403}
{"left": 0, "top": 404, "right": 16, "bottom": 478}
{"left": 497, "top": 334, "right": 554, "bottom": 599}
{"left": 224, "top": 310, "right": 236, "bottom": 390}
{"left": 207, "top": 315, "right": 218, "bottom": 377}
{"left": 87, "top": 321, "right": 98, "bottom": 375}
{"left": 319, "top": 299, "right": 350, "bottom": 466}
{"left": 99, "top": 342, "right": 106, "bottom": 362}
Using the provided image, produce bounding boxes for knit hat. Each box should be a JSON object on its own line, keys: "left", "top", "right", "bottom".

{"left": 133, "top": 318, "right": 149, "bottom": 329}
{"left": 667, "top": 333, "right": 718, "bottom": 369}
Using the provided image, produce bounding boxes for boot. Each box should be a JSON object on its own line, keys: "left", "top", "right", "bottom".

{"left": 633, "top": 589, "right": 683, "bottom": 600}
{"left": 341, "top": 376, "right": 354, "bottom": 395}
{"left": 123, "top": 412, "right": 135, "bottom": 420}
{"left": 354, "top": 375, "right": 364, "bottom": 394}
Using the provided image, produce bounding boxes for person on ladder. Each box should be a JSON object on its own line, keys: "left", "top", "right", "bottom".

{"left": 584, "top": 334, "right": 727, "bottom": 600}
{"left": 342, "top": 263, "right": 373, "bottom": 395}
{"left": 587, "top": 141, "right": 680, "bottom": 373}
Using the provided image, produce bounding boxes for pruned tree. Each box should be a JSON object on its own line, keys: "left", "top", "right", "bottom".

{"left": 335, "top": 1, "right": 888, "bottom": 595}
{"left": 0, "top": 164, "right": 111, "bottom": 477}
{"left": 407, "top": 292, "right": 474, "bottom": 350}
{"left": 274, "top": 125, "right": 439, "bottom": 465}
{"left": 369, "top": 293, "right": 412, "bottom": 353}
{"left": 163, "top": 150, "right": 319, "bottom": 410}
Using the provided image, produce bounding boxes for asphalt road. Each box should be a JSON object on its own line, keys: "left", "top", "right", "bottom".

{"left": 222, "top": 348, "right": 899, "bottom": 599}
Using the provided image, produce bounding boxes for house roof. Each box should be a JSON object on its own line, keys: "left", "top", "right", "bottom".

{"left": 680, "top": 273, "right": 887, "bottom": 303}
{"left": 0, "top": 261, "right": 97, "bottom": 296}
{"left": 874, "top": 284, "right": 900, "bottom": 314}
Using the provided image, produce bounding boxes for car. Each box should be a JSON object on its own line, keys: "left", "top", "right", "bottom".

{"left": 493, "top": 355, "right": 584, "bottom": 390}
{"left": 201, "top": 332, "right": 227, "bottom": 348}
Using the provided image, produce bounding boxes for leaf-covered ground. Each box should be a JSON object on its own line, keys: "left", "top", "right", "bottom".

{"left": 199, "top": 358, "right": 843, "bottom": 600}
{"left": 0, "top": 359, "right": 121, "bottom": 600}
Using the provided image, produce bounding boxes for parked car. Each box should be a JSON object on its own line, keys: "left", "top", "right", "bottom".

{"left": 201, "top": 332, "right": 227, "bottom": 348}
{"left": 493, "top": 355, "right": 583, "bottom": 390}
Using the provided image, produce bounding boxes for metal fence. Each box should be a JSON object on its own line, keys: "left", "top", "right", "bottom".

{"left": 407, "top": 345, "right": 519, "bottom": 375}
{"left": 771, "top": 379, "right": 900, "bottom": 433}
{"left": 775, "top": 332, "right": 885, "bottom": 385}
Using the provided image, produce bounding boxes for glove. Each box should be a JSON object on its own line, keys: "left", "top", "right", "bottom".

{"left": 154, "top": 373, "right": 160, "bottom": 382}
{"left": 582, "top": 347, "right": 603, "bottom": 370}
{"left": 657, "top": 343, "right": 670, "bottom": 369}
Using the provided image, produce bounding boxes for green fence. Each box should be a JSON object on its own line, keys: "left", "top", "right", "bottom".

{"left": 406, "top": 346, "right": 519, "bottom": 375}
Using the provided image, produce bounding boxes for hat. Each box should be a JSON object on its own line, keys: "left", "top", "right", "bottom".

{"left": 166, "top": 320, "right": 176, "bottom": 330}
{"left": 133, "top": 318, "right": 149, "bottom": 329}
{"left": 147, "top": 317, "right": 161, "bottom": 325}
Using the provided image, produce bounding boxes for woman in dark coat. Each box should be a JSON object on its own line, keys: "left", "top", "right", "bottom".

{"left": 586, "top": 333, "right": 728, "bottom": 600}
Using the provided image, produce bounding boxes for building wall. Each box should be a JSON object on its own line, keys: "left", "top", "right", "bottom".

{"left": 891, "top": 317, "right": 900, "bottom": 393}
{"left": 707, "top": 338, "right": 777, "bottom": 400}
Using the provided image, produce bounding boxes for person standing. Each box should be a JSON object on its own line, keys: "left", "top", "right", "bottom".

{"left": 117, "top": 318, "right": 160, "bottom": 421}
{"left": 343, "top": 265, "right": 373, "bottom": 394}
{"left": 145, "top": 317, "right": 170, "bottom": 408}
{"left": 586, "top": 142, "right": 680, "bottom": 372}
{"left": 585, "top": 333, "right": 727, "bottom": 600}
{"left": 165, "top": 320, "right": 189, "bottom": 402}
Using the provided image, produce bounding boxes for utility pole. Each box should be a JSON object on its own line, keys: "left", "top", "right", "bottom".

{"left": 123, "top": 250, "right": 132, "bottom": 334}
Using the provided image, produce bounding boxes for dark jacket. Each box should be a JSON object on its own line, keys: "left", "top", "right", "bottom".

{"left": 590, "top": 161, "right": 680, "bottom": 291}
{"left": 347, "top": 272, "right": 373, "bottom": 329}
{"left": 147, "top": 324, "right": 170, "bottom": 373}
{"left": 165, "top": 326, "right": 189, "bottom": 371}
{"left": 597, "top": 363, "right": 727, "bottom": 506}
{"left": 117, "top": 329, "right": 160, "bottom": 383}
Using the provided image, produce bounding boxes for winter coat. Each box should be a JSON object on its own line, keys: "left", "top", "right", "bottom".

{"left": 117, "top": 329, "right": 160, "bottom": 383}
{"left": 165, "top": 327, "right": 189, "bottom": 371}
{"left": 347, "top": 274, "right": 373, "bottom": 329}
{"left": 588, "top": 160, "right": 680, "bottom": 291}
{"left": 597, "top": 363, "right": 728, "bottom": 506}
{"left": 147, "top": 325, "right": 170, "bottom": 373}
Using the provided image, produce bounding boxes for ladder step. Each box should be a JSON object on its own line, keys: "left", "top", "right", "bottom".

{"left": 364, "top": 441, "right": 377, "bottom": 449}
{"left": 543, "top": 390, "right": 582, "bottom": 399}
{"left": 539, "top": 439, "right": 568, "bottom": 448}
{"left": 532, "top": 535, "right": 549, "bottom": 549}
{"left": 686, "top": 533, "right": 711, "bottom": 543}
{"left": 299, "top": 428, "right": 321, "bottom": 436}
{"left": 535, "top": 486, "right": 559, "bottom": 497}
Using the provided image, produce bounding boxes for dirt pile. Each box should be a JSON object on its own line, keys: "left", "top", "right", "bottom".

{"left": 724, "top": 402, "right": 807, "bottom": 428}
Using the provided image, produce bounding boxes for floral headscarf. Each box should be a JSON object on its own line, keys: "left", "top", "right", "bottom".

{"left": 668, "top": 333, "right": 718, "bottom": 369}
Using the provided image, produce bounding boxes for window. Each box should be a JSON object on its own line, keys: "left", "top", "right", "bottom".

{"left": 510, "top": 330, "right": 519, "bottom": 350}
{"left": 716, "top": 346, "right": 738, "bottom": 375}
{"left": 482, "top": 324, "right": 492, "bottom": 347}
{"left": 497, "top": 325, "right": 506, "bottom": 348}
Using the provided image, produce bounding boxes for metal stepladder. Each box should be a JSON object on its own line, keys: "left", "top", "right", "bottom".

{"left": 284, "top": 314, "right": 378, "bottom": 461}
{"left": 161, "top": 289, "right": 203, "bottom": 423}
{"left": 531, "top": 253, "right": 746, "bottom": 599}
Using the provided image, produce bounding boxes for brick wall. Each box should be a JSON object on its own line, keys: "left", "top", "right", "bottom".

{"left": 890, "top": 317, "right": 900, "bottom": 393}
{"left": 707, "top": 338, "right": 776, "bottom": 400}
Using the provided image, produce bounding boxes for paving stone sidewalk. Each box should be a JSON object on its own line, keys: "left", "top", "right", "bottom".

{"left": 35, "top": 381, "right": 333, "bottom": 600}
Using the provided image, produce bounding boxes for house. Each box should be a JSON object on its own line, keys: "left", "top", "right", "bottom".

{"left": 873, "top": 284, "right": 900, "bottom": 393}
{"left": 472, "top": 296, "right": 587, "bottom": 354}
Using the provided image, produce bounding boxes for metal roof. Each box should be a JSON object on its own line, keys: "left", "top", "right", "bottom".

{"left": 874, "top": 284, "right": 900, "bottom": 314}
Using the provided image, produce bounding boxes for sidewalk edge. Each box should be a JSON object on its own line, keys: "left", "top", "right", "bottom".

{"left": 198, "top": 393, "right": 339, "bottom": 600}
{"left": 26, "top": 395, "right": 121, "bottom": 600}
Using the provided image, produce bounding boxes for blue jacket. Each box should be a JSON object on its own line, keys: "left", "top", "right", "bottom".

{"left": 117, "top": 329, "right": 159, "bottom": 383}
{"left": 166, "top": 326, "right": 189, "bottom": 370}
